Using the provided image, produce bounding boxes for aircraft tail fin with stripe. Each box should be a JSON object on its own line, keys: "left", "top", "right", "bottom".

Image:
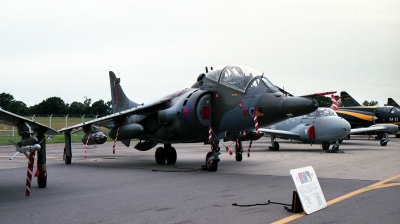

{"left": 109, "top": 71, "right": 140, "bottom": 113}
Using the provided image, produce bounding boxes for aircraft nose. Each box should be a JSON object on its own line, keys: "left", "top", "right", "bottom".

{"left": 280, "top": 97, "right": 318, "bottom": 117}
{"left": 311, "top": 99, "right": 319, "bottom": 110}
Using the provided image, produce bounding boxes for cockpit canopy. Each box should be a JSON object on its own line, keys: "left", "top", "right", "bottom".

{"left": 205, "top": 65, "right": 278, "bottom": 93}
{"left": 308, "top": 108, "right": 337, "bottom": 118}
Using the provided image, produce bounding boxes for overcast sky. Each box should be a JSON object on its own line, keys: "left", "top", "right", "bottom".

{"left": 1, "top": 0, "right": 399, "bottom": 108}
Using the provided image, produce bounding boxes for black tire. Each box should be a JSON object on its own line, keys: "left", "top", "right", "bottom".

{"left": 37, "top": 171, "right": 47, "bottom": 188}
{"left": 64, "top": 154, "right": 71, "bottom": 164}
{"left": 235, "top": 153, "right": 243, "bottom": 162}
{"left": 344, "top": 135, "right": 350, "bottom": 140}
{"left": 166, "top": 147, "right": 177, "bottom": 164}
{"left": 322, "top": 142, "right": 330, "bottom": 150}
{"left": 380, "top": 140, "right": 387, "bottom": 146}
{"left": 155, "top": 147, "right": 166, "bottom": 164}
{"left": 273, "top": 142, "right": 280, "bottom": 151}
{"left": 205, "top": 152, "right": 218, "bottom": 172}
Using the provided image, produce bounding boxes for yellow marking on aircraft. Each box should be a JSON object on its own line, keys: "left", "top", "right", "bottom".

{"left": 321, "top": 121, "right": 326, "bottom": 125}
{"left": 231, "top": 93, "right": 238, "bottom": 96}
{"left": 336, "top": 110, "right": 374, "bottom": 121}
{"left": 271, "top": 174, "right": 400, "bottom": 224}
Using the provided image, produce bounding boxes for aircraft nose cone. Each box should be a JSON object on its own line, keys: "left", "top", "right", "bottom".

{"left": 280, "top": 97, "right": 319, "bottom": 117}
{"left": 311, "top": 99, "right": 319, "bottom": 109}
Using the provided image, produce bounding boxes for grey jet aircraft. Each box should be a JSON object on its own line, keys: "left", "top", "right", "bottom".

{"left": 259, "top": 95, "right": 398, "bottom": 152}
{"left": 0, "top": 108, "right": 58, "bottom": 196}
{"left": 59, "top": 65, "right": 318, "bottom": 171}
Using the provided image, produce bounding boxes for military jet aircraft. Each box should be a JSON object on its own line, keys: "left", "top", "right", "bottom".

{"left": 336, "top": 91, "right": 400, "bottom": 138}
{"left": 259, "top": 95, "right": 399, "bottom": 152}
{"left": 0, "top": 108, "right": 58, "bottom": 196}
{"left": 59, "top": 65, "right": 318, "bottom": 171}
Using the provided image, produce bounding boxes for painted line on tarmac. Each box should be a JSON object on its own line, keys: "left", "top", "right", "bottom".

{"left": 271, "top": 173, "right": 400, "bottom": 224}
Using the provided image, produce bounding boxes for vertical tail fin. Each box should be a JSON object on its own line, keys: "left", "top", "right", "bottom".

{"left": 109, "top": 71, "right": 140, "bottom": 113}
{"left": 338, "top": 91, "right": 361, "bottom": 107}
{"left": 330, "top": 94, "right": 338, "bottom": 111}
{"left": 387, "top": 98, "right": 399, "bottom": 107}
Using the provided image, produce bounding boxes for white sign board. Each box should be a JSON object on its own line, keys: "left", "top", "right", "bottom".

{"left": 290, "top": 166, "right": 327, "bottom": 214}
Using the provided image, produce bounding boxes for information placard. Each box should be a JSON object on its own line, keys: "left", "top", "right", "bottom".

{"left": 290, "top": 166, "right": 327, "bottom": 214}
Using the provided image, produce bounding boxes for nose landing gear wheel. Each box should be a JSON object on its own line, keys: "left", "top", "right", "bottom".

{"left": 206, "top": 152, "right": 218, "bottom": 172}
{"left": 235, "top": 153, "right": 243, "bottom": 161}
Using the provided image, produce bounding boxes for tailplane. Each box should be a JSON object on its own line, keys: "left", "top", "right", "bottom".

{"left": 109, "top": 71, "right": 140, "bottom": 113}
{"left": 338, "top": 91, "right": 361, "bottom": 107}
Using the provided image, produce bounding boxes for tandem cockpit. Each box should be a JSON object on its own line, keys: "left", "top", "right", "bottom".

{"left": 201, "top": 65, "right": 278, "bottom": 93}
{"left": 308, "top": 108, "right": 337, "bottom": 118}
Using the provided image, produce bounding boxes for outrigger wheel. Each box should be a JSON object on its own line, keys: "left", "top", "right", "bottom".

{"left": 37, "top": 171, "right": 47, "bottom": 188}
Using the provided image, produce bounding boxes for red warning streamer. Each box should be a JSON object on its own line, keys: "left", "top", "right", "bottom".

{"left": 225, "top": 147, "right": 233, "bottom": 155}
{"left": 25, "top": 151, "right": 35, "bottom": 197}
{"left": 113, "top": 126, "right": 120, "bottom": 154}
{"left": 247, "top": 140, "right": 253, "bottom": 157}
{"left": 84, "top": 133, "right": 92, "bottom": 159}
{"left": 253, "top": 110, "right": 260, "bottom": 135}
{"left": 208, "top": 125, "right": 212, "bottom": 143}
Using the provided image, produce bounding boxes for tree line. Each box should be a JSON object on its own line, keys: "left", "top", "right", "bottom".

{"left": 0, "top": 92, "right": 112, "bottom": 117}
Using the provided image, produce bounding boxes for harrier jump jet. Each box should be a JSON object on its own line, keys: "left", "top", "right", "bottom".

{"left": 59, "top": 65, "right": 318, "bottom": 171}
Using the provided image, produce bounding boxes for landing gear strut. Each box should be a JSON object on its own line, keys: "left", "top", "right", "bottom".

{"left": 235, "top": 140, "right": 243, "bottom": 162}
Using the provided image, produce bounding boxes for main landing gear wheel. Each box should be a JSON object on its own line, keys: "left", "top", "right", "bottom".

{"left": 380, "top": 139, "right": 388, "bottom": 146}
{"left": 269, "top": 142, "right": 280, "bottom": 151}
{"left": 155, "top": 147, "right": 166, "bottom": 164}
{"left": 166, "top": 147, "right": 177, "bottom": 164}
{"left": 37, "top": 171, "right": 47, "bottom": 188}
{"left": 322, "top": 142, "right": 330, "bottom": 150}
{"left": 206, "top": 152, "right": 218, "bottom": 172}
{"left": 235, "top": 153, "right": 243, "bottom": 162}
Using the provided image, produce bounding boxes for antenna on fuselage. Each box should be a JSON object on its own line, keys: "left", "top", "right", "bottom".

{"left": 205, "top": 67, "right": 208, "bottom": 73}
{"left": 210, "top": 67, "right": 213, "bottom": 70}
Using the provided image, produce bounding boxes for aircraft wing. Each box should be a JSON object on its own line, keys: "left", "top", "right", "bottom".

{"left": 58, "top": 98, "right": 170, "bottom": 133}
{"left": 299, "top": 91, "right": 337, "bottom": 98}
{"left": 0, "top": 108, "right": 58, "bottom": 135}
{"left": 275, "top": 86, "right": 336, "bottom": 98}
{"left": 350, "top": 124, "right": 399, "bottom": 134}
{"left": 259, "top": 128, "right": 301, "bottom": 139}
